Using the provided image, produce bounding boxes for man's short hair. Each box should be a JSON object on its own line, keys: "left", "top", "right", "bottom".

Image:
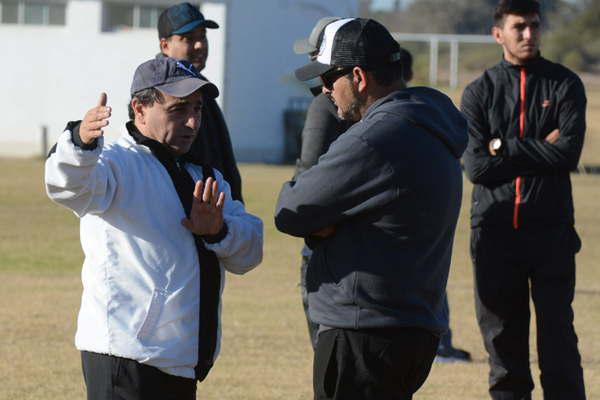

{"left": 127, "top": 88, "right": 164, "bottom": 120}
{"left": 398, "top": 48, "right": 413, "bottom": 83}
{"left": 368, "top": 61, "right": 404, "bottom": 87}
{"left": 494, "top": 0, "right": 540, "bottom": 26}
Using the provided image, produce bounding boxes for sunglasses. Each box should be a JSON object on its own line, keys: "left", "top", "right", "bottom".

{"left": 320, "top": 67, "right": 353, "bottom": 90}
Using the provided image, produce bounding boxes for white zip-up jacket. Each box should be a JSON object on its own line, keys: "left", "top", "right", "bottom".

{"left": 45, "top": 128, "right": 263, "bottom": 379}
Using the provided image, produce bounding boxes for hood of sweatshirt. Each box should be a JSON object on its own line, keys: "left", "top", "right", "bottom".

{"left": 364, "top": 86, "right": 468, "bottom": 159}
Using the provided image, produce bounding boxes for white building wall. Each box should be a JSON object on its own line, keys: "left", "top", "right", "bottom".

{"left": 219, "top": 0, "right": 359, "bottom": 162}
{"left": 0, "top": 0, "right": 358, "bottom": 161}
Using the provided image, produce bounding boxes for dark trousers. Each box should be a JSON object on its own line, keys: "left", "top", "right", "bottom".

{"left": 471, "top": 225, "right": 585, "bottom": 400}
{"left": 81, "top": 351, "right": 197, "bottom": 400}
{"left": 301, "top": 255, "right": 319, "bottom": 350}
{"left": 314, "top": 327, "right": 439, "bottom": 400}
{"left": 438, "top": 293, "right": 453, "bottom": 350}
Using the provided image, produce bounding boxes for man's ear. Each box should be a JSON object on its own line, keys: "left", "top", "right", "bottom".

{"left": 131, "top": 98, "right": 146, "bottom": 124}
{"left": 352, "top": 66, "right": 368, "bottom": 94}
{"left": 159, "top": 37, "right": 170, "bottom": 55}
{"left": 492, "top": 25, "right": 503, "bottom": 45}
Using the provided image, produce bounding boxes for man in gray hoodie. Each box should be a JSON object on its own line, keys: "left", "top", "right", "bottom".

{"left": 275, "top": 18, "right": 468, "bottom": 400}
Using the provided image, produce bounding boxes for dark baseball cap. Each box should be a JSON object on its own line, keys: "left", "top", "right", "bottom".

{"left": 293, "top": 16, "right": 341, "bottom": 55}
{"left": 158, "top": 2, "right": 218, "bottom": 39}
{"left": 295, "top": 18, "right": 401, "bottom": 81}
{"left": 131, "top": 58, "right": 219, "bottom": 99}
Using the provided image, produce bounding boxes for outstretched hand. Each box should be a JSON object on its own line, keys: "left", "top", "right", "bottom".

{"left": 80, "top": 93, "right": 111, "bottom": 145}
{"left": 181, "top": 177, "right": 226, "bottom": 236}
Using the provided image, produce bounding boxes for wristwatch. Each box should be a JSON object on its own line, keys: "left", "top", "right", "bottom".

{"left": 490, "top": 138, "right": 503, "bottom": 155}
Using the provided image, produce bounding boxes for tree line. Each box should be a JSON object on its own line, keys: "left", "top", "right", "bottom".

{"left": 361, "top": 0, "right": 599, "bottom": 72}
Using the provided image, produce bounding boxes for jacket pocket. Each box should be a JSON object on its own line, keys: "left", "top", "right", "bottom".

{"left": 136, "top": 288, "right": 168, "bottom": 341}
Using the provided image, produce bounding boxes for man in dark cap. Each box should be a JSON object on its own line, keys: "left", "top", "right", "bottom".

{"left": 45, "top": 57, "right": 263, "bottom": 399}
{"left": 276, "top": 18, "right": 468, "bottom": 400}
{"left": 462, "top": 0, "right": 586, "bottom": 398}
{"left": 158, "top": 2, "right": 243, "bottom": 202}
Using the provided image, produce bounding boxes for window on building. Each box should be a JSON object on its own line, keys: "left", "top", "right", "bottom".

{"left": 0, "top": 1, "right": 66, "bottom": 25}
{"left": 102, "top": 2, "right": 201, "bottom": 32}
{"left": 1, "top": 1, "right": 19, "bottom": 23}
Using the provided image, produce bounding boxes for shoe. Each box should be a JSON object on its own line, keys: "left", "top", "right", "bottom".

{"left": 434, "top": 346, "right": 472, "bottom": 363}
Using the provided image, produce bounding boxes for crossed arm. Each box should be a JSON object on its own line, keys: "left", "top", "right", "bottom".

{"left": 461, "top": 78, "right": 586, "bottom": 185}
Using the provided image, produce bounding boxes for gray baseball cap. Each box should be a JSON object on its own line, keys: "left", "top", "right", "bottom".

{"left": 130, "top": 58, "right": 218, "bottom": 99}
{"left": 293, "top": 16, "right": 341, "bottom": 55}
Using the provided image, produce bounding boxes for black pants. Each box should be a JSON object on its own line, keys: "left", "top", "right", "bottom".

{"left": 314, "top": 327, "right": 438, "bottom": 400}
{"left": 472, "top": 225, "right": 585, "bottom": 400}
{"left": 81, "top": 351, "right": 197, "bottom": 400}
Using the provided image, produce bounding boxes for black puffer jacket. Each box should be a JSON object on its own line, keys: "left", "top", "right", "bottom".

{"left": 461, "top": 57, "right": 586, "bottom": 229}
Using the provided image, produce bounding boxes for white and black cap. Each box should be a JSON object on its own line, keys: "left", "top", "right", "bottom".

{"left": 293, "top": 16, "right": 341, "bottom": 55}
{"left": 295, "top": 18, "right": 402, "bottom": 81}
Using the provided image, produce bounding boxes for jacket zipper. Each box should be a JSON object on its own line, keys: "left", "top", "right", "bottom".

{"left": 513, "top": 67, "right": 526, "bottom": 230}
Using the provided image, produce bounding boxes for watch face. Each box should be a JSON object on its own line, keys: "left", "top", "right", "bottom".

{"left": 492, "top": 139, "right": 501, "bottom": 150}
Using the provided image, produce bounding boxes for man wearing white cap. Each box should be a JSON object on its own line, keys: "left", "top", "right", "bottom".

{"left": 276, "top": 18, "right": 467, "bottom": 400}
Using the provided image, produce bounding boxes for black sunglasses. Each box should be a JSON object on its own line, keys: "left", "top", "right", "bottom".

{"left": 320, "top": 67, "right": 353, "bottom": 90}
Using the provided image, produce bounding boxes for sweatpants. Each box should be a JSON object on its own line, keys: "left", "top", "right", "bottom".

{"left": 471, "top": 224, "right": 586, "bottom": 400}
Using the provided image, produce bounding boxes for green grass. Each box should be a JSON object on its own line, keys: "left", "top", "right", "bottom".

{"left": 1, "top": 160, "right": 599, "bottom": 399}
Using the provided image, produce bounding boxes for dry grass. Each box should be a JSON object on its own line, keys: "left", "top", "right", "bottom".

{"left": 0, "top": 159, "right": 599, "bottom": 400}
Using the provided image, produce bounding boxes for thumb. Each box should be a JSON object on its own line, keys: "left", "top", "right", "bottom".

{"left": 181, "top": 218, "right": 193, "bottom": 231}
{"left": 98, "top": 92, "right": 107, "bottom": 107}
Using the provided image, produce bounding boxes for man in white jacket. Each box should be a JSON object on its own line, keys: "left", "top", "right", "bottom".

{"left": 45, "top": 57, "right": 263, "bottom": 400}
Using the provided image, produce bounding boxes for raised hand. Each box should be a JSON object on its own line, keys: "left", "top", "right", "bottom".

{"left": 80, "top": 93, "right": 111, "bottom": 145}
{"left": 181, "top": 177, "right": 226, "bottom": 236}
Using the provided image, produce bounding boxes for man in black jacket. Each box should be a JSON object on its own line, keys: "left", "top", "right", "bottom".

{"left": 276, "top": 18, "right": 467, "bottom": 400}
{"left": 461, "top": 1, "right": 586, "bottom": 399}
{"left": 158, "top": 2, "right": 243, "bottom": 202}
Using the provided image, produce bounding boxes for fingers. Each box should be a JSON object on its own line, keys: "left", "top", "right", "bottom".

{"left": 194, "top": 177, "right": 224, "bottom": 208}
{"left": 202, "top": 177, "right": 212, "bottom": 203}
{"left": 193, "top": 180, "right": 204, "bottom": 200}
{"left": 80, "top": 92, "right": 112, "bottom": 145}
{"left": 211, "top": 179, "right": 219, "bottom": 204}
{"left": 98, "top": 92, "right": 107, "bottom": 107}
{"left": 215, "top": 192, "right": 225, "bottom": 209}
{"left": 181, "top": 218, "right": 193, "bottom": 231}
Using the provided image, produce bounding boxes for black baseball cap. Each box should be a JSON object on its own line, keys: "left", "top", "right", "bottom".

{"left": 158, "top": 2, "right": 218, "bottom": 39}
{"left": 295, "top": 18, "right": 401, "bottom": 81}
{"left": 131, "top": 58, "right": 219, "bottom": 99}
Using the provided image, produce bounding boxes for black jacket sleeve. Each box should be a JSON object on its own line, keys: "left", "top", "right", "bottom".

{"left": 503, "top": 77, "right": 586, "bottom": 173}
{"left": 461, "top": 83, "right": 522, "bottom": 185}
{"left": 275, "top": 129, "right": 397, "bottom": 238}
{"left": 209, "top": 100, "right": 244, "bottom": 203}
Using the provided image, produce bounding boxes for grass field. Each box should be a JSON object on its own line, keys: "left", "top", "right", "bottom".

{"left": 0, "top": 160, "right": 599, "bottom": 399}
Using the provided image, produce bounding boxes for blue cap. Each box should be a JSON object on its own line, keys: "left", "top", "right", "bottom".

{"left": 130, "top": 58, "right": 218, "bottom": 99}
{"left": 158, "top": 3, "right": 219, "bottom": 38}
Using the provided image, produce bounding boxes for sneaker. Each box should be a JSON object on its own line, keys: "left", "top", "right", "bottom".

{"left": 434, "top": 346, "right": 472, "bottom": 363}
